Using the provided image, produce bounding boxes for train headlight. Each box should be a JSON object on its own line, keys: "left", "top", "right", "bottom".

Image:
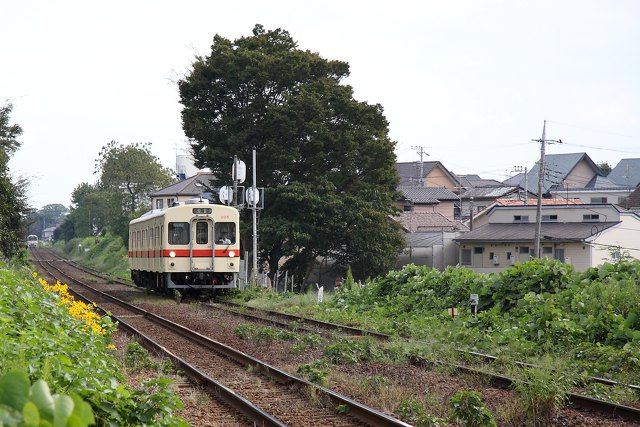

{"left": 228, "top": 250, "right": 236, "bottom": 258}
{"left": 169, "top": 251, "right": 176, "bottom": 258}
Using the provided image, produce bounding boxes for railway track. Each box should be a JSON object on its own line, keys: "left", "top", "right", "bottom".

{"left": 30, "top": 248, "right": 411, "bottom": 427}
{"left": 209, "top": 296, "right": 640, "bottom": 424}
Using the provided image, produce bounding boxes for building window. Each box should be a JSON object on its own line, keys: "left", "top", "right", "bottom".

{"left": 403, "top": 204, "right": 413, "bottom": 212}
{"left": 167, "top": 198, "right": 175, "bottom": 207}
{"left": 541, "top": 215, "right": 558, "bottom": 222}
{"left": 542, "top": 247, "right": 553, "bottom": 255}
{"left": 513, "top": 215, "right": 529, "bottom": 223}
{"left": 155, "top": 199, "right": 163, "bottom": 209}
{"left": 590, "top": 197, "right": 607, "bottom": 204}
{"left": 474, "top": 247, "right": 484, "bottom": 254}
{"left": 555, "top": 248, "right": 565, "bottom": 262}
{"left": 461, "top": 249, "right": 471, "bottom": 265}
{"left": 583, "top": 214, "right": 600, "bottom": 222}
{"left": 519, "top": 246, "right": 529, "bottom": 254}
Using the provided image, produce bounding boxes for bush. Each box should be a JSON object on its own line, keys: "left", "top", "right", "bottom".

{"left": 449, "top": 390, "right": 496, "bottom": 427}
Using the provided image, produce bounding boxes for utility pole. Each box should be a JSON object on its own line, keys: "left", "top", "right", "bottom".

{"left": 251, "top": 149, "right": 258, "bottom": 286}
{"left": 411, "top": 146, "right": 430, "bottom": 186}
{"left": 532, "top": 120, "right": 562, "bottom": 258}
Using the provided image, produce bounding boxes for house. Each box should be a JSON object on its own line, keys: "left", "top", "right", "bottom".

{"left": 607, "top": 158, "right": 640, "bottom": 188}
{"left": 548, "top": 174, "right": 633, "bottom": 206}
{"left": 149, "top": 172, "right": 217, "bottom": 210}
{"left": 504, "top": 152, "right": 601, "bottom": 195}
{"left": 619, "top": 186, "right": 640, "bottom": 211}
{"left": 458, "top": 186, "right": 532, "bottom": 220}
{"left": 42, "top": 226, "right": 57, "bottom": 241}
{"left": 395, "top": 161, "right": 460, "bottom": 189}
{"left": 454, "top": 203, "right": 640, "bottom": 273}
{"left": 395, "top": 186, "right": 459, "bottom": 220}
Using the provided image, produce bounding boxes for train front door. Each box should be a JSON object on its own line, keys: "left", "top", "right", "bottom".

{"left": 190, "top": 219, "right": 214, "bottom": 271}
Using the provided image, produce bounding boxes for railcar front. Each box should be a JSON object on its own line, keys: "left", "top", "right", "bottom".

{"left": 27, "top": 235, "right": 38, "bottom": 248}
{"left": 129, "top": 202, "right": 240, "bottom": 292}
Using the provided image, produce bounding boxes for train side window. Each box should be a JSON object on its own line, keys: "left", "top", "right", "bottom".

{"left": 196, "top": 222, "right": 208, "bottom": 244}
{"left": 169, "top": 222, "right": 190, "bottom": 245}
{"left": 215, "top": 222, "right": 236, "bottom": 244}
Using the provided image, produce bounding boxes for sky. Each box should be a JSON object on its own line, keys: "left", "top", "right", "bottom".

{"left": 3, "top": 1, "right": 640, "bottom": 210}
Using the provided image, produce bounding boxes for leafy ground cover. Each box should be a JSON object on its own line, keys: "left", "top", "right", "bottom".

{"left": 0, "top": 257, "right": 187, "bottom": 426}
{"left": 230, "top": 259, "right": 640, "bottom": 402}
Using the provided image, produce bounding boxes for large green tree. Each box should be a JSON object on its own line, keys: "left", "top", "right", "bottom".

{"left": 60, "top": 142, "right": 174, "bottom": 243}
{"left": 179, "top": 25, "right": 404, "bottom": 283}
{"left": 0, "top": 102, "right": 31, "bottom": 258}
{"left": 95, "top": 141, "right": 174, "bottom": 215}
{"left": 27, "top": 203, "right": 69, "bottom": 238}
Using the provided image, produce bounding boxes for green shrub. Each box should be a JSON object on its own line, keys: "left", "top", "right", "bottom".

{"left": 0, "top": 371, "right": 95, "bottom": 427}
{"left": 448, "top": 390, "right": 496, "bottom": 427}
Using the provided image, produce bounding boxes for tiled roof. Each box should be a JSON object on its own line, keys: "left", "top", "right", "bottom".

{"left": 505, "top": 153, "right": 599, "bottom": 194}
{"left": 395, "top": 161, "right": 459, "bottom": 186}
{"left": 150, "top": 172, "right": 216, "bottom": 197}
{"left": 394, "top": 212, "right": 467, "bottom": 232}
{"left": 495, "top": 198, "right": 583, "bottom": 206}
{"left": 458, "top": 175, "right": 504, "bottom": 188}
{"left": 462, "top": 186, "right": 522, "bottom": 199}
{"left": 398, "top": 186, "right": 458, "bottom": 202}
{"left": 620, "top": 187, "right": 640, "bottom": 209}
{"left": 608, "top": 158, "right": 640, "bottom": 187}
{"left": 455, "top": 221, "right": 619, "bottom": 242}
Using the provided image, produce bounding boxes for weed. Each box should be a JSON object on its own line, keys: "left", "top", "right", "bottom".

{"left": 395, "top": 399, "right": 444, "bottom": 427}
{"left": 297, "top": 361, "right": 329, "bottom": 386}
{"left": 125, "top": 341, "right": 158, "bottom": 373}
{"left": 448, "top": 390, "right": 496, "bottom": 427}
{"left": 512, "top": 360, "right": 574, "bottom": 426}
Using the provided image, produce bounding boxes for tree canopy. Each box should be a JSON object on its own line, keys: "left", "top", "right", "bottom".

{"left": 0, "top": 101, "right": 31, "bottom": 258}
{"left": 179, "top": 25, "right": 403, "bottom": 283}
{"left": 60, "top": 142, "right": 175, "bottom": 243}
{"left": 95, "top": 141, "right": 174, "bottom": 214}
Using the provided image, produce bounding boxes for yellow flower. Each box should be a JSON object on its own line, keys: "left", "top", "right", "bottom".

{"left": 32, "top": 272, "right": 38, "bottom": 278}
{"left": 106, "top": 344, "right": 117, "bottom": 351}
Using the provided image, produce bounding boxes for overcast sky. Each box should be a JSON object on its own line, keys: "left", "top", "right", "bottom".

{"left": 3, "top": 1, "right": 639, "bottom": 210}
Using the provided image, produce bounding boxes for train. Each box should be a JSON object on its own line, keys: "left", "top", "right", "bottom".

{"left": 128, "top": 199, "right": 240, "bottom": 292}
{"left": 27, "top": 235, "right": 38, "bottom": 248}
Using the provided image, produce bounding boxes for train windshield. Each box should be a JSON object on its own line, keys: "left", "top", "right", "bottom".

{"left": 168, "top": 222, "right": 190, "bottom": 245}
{"left": 215, "top": 222, "right": 236, "bottom": 244}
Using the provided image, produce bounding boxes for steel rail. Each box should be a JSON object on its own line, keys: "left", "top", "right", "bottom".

{"left": 214, "top": 300, "right": 640, "bottom": 423}
{"left": 33, "top": 255, "right": 412, "bottom": 427}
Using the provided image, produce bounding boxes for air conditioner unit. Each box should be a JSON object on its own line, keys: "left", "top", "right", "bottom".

{"left": 509, "top": 255, "right": 515, "bottom": 266}
{"left": 492, "top": 256, "right": 500, "bottom": 265}
{"left": 564, "top": 256, "right": 572, "bottom": 265}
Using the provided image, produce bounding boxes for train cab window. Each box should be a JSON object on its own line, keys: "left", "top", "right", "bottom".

{"left": 215, "top": 222, "right": 236, "bottom": 244}
{"left": 168, "top": 222, "right": 190, "bottom": 245}
{"left": 195, "top": 222, "right": 208, "bottom": 244}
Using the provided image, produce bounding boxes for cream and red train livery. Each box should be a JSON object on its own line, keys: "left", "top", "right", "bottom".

{"left": 128, "top": 200, "right": 239, "bottom": 291}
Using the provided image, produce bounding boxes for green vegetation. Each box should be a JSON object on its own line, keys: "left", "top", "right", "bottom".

{"left": 0, "top": 261, "right": 187, "bottom": 426}
{"left": 179, "top": 24, "right": 404, "bottom": 286}
{"left": 52, "top": 233, "right": 129, "bottom": 279}
{"left": 448, "top": 390, "right": 496, "bottom": 427}
{"left": 59, "top": 141, "right": 174, "bottom": 244}
{"left": 230, "top": 258, "right": 640, "bottom": 418}
{"left": 0, "top": 101, "right": 30, "bottom": 260}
